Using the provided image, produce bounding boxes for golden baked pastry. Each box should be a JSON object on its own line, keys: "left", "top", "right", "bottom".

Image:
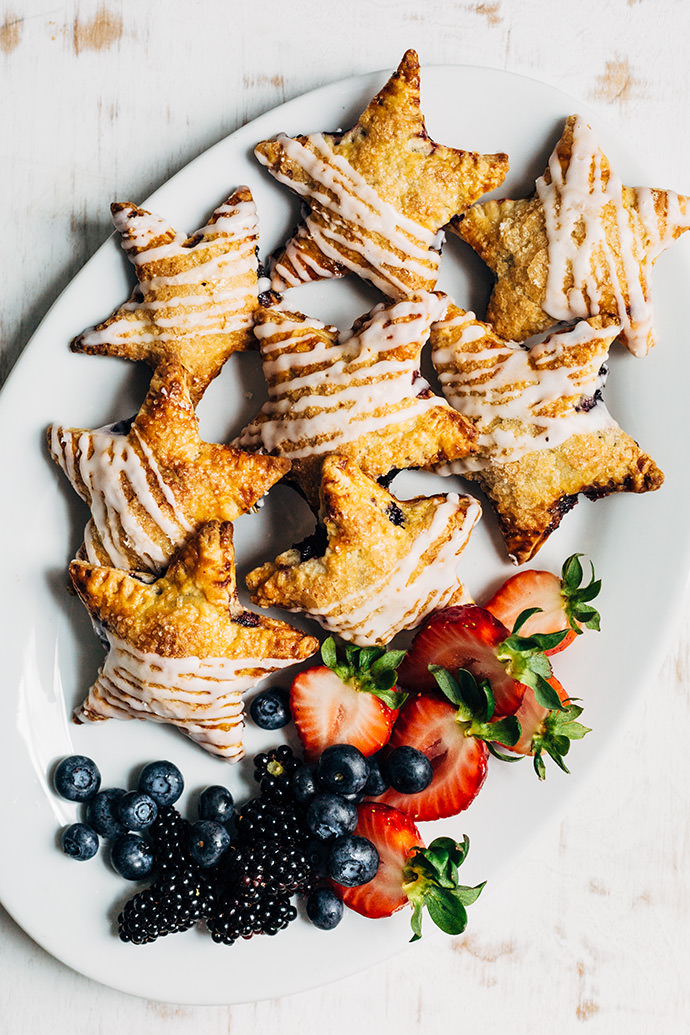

{"left": 70, "top": 521, "right": 318, "bottom": 760}
{"left": 431, "top": 302, "right": 664, "bottom": 563}
{"left": 48, "top": 360, "right": 290, "bottom": 573}
{"left": 256, "top": 49, "right": 509, "bottom": 299}
{"left": 71, "top": 187, "right": 260, "bottom": 402}
{"left": 236, "top": 293, "right": 476, "bottom": 507}
{"left": 454, "top": 114, "right": 690, "bottom": 356}
{"left": 246, "top": 454, "right": 482, "bottom": 646}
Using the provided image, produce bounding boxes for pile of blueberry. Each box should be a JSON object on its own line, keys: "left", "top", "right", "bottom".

{"left": 53, "top": 732, "right": 433, "bottom": 944}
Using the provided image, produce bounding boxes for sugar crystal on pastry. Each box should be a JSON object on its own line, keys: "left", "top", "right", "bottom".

{"left": 256, "top": 49, "right": 509, "bottom": 299}
{"left": 69, "top": 521, "right": 318, "bottom": 761}
{"left": 431, "top": 301, "right": 664, "bottom": 563}
{"left": 48, "top": 360, "right": 290, "bottom": 573}
{"left": 455, "top": 115, "right": 690, "bottom": 356}
{"left": 71, "top": 187, "right": 260, "bottom": 402}
{"left": 236, "top": 293, "right": 476, "bottom": 506}
{"left": 246, "top": 454, "right": 482, "bottom": 646}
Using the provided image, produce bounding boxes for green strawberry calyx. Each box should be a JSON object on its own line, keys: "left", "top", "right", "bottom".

{"left": 320, "top": 636, "right": 408, "bottom": 709}
{"left": 530, "top": 700, "right": 591, "bottom": 780}
{"left": 402, "top": 835, "right": 485, "bottom": 942}
{"left": 497, "top": 610, "right": 569, "bottom": 711}
{"left": 428, "top": 665, "right": 521, "bottom": 748}
{"left": 560, "top": 553, "right": 602, "bottom": 635}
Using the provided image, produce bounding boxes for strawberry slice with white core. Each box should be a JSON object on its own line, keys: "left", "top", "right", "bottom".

{"left": 378, "top": 695, "right": 490, "bottom": 820}
{"left": 494, "top": 675, "right": 591, "bottom": 780}
{"left": 484, "top": 554, "right": 601, "bottom": 655}
{"left": 289, "top": 638, "right": 406, "bottom": 759}
{"left": 339, "top": 803, "right": 484, "bottom": 940}
{"left": 397, "top": 605, "right": 567, "bottom": 718}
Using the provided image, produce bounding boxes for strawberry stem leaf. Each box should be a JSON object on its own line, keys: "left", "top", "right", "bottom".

{"left": 321, "top": 636, "right": 408, "bottom": 707}
{"left": 531, "top": 702, "right": 591, "bottom": 780}
{"left": 403, "top": 836, "right": 484, "bottom": 942}
{"left": 561, "top": 554, "right": 602, "bottom": 634}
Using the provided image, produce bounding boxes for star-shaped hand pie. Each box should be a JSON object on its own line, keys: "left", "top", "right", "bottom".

{"left": 431, "top": 302, "right": 664, "bottom": 563}
{"left": 454, "top": 114, "right": 690, "bottom": 356}
{"left": 71, "top": 187, "right": 260, "bottom": 402}
{"left": 246, "top": 454, "right": 482, "bottom": 646}
{"left": 255, "top": 49, "right": 509, "bottom": 299}
{"left": 236, "top": 293, "right": 476, "bottom": 507}
{"left": 49, "top": 359, "right": 290, "bottom": 573}
{"left": 70, "top": 521, "right": 318, "bottom": 760}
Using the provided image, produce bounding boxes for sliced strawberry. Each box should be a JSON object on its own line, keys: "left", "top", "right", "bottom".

{"left": 378, "top": 695, "right": 490, "bottom": 820}
{"left": 484, "top": 553, "right": 601, "bottom": 654}
{"left": 340, "top": 803, "right": 484, "bottom": 940}
{"left": 493, "top": 675, "right": 591, "bottom": 780}
{"left": 398, "top": 606, "right": 521, "bottom": 713}
{"left": 340, "top": 804, "right": 423, "bottom": 918}
{"left": 290, "top": 666, "right": 398, "bottom": 758}
{"left": 289, "top": 638, "right": 407, "bottom": 759}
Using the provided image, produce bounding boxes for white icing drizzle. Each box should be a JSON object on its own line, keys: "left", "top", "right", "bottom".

{"left": 536, "top": 116, "right": 690, "bottom": 356}
{"left": 431, "top": 310, "right": 618, "bottom": 472}
{"left": 256, "top": 133, "right": 440, "bottom": 298}
{"left": 76, "top": 634, "right": 298, "bottom": 761}
{"left": 238, "top": 296, "right": 449, "bottom": 459}
{"left": 79, "top": 194, "right": 259, "bottom": 351}
{"left": 294, "top": 494, "right": 481, "bottom": 646}
{"left": 49, "top": 424, "right": 192, "bottom": 572}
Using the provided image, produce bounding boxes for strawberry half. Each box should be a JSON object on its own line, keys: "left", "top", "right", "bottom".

{"left": 397, "top": 604, "right": 567, "bottom": 717}
{"left": 379, "top": 668, "right": 520, "bottom": 820}
{"left": 289, "top": 638, "right": 407, "bottom": 759}
{"left": 494, "top": 675, "right": 591, "bottom": 780}
{"left": 339, "top": 803, "right": 484, "bottom": 940}
{"left": 484, "top": 553, "right": 601, "bottom": 654}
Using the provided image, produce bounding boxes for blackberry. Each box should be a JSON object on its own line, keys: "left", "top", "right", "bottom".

{"left": 234, "top": 796, "right": 307, "bottom": 845}
{"left": 118, "top": 868, "right": 214, "bottom": 944}
{"left": 148, "top": 805, "right": 191, "bottom": 875}
{"left": 227, "top": 840, "right": 313, "bottom": 895}
{"left": 252, "top": 746, "right": 300, "bottom": 804}
{"left": 207, "top": 886, "right": 297, "bottom": 945}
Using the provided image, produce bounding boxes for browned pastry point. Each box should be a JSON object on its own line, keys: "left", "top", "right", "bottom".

{"left": 430, "top": 302, "right": 663, "bottom": 563}
{"left": 246, "top": 455, "right": 481, "bottom": 646}
{"left": 453, "top": 114, "right": 690, "bottom": 356}
{"left": 48, "top": 359, "right": 290, "bottom": 572}
{"left": 71, "top": 187, "right": 260, "bottom": 402}
{"left": 236, "top": 293, "right": 476, "bottom": 509}
{"left": 70, "top": 521, "right": 318, "bottom": 760}
{"left": 255, "top": 49, "right": 509, "bottom": 298}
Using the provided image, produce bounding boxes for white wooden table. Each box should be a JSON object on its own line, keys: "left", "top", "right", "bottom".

{"left": 3, "top": 1, "right": 690, "bottom": 1030}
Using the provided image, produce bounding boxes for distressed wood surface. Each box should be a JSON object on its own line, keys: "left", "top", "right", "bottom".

{"left": 2, "top": 0, "right": 690, "bottom": 1030}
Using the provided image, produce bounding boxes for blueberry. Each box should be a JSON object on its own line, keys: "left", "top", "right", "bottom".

{"left": 385, "top": 746, "right": 433, "bottom": 794}
{"left": 304, "top": 838, "right": 330, "bottom": 876}
{"left": 249, "top": 687, "right": 291, "bottom": 730}
{"left": 305, "top": 793, "right": 358, "bottom": 840}
{"left": 316, "top": 744, "right": 369, "bottom": 796}
{"left": 306, "top": 886, "right": 344, "bottom": 930}
{"left": 363, "top": 754, "right": 389, "bottom": 797}
{"left": 86, "top": 788, "right": 127, "bottom": 839}
{"left": 328, "top": 835, "right": 379, "bottom": 887}
{"left": 111, "top": 832, "right": 155, "bottom": 880}
{"left": 292, "top": 764, "right": 318, "bottom": 804}
{"left": 117, "top": 791, "right": 158, "bottom": 831}
{"left": 198, "top": 785, "right": 234, "bottom": 824}
{"left": 53, "top": 755, "right": 101, "bottom": 802}
{"left": 187, "top": 820, "right": 231, "bottom": 867}
{"left": 138, "top": 760, "right": 184, "bottom": 806}
{"left": 60, "top": 822, "right": 99, "bottom": 861}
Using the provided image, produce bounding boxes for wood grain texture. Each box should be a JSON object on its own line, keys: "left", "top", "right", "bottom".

{"left": 2, "top": 0, "right": 690, "bottom": 1030}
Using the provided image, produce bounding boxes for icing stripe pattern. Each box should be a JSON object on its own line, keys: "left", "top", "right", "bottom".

{"left": 77, "top": 192, "right": 259, "bottom": 354}
{"left": 536, "top": 115, "right": 690, "bottom": 356}
{"left": 49, "top": 424, "right": 193, "bottom": 572}
{"left": 76, "top": 635, "right": 298, "bottom": 761}
{"left": 256, "top": 134, "right": 440, "bottom": 298}
{"left": 292, "top": 494, "right": 481, "bottom": 646}
{"left": 431, "top": 308, "right": 619, "bottom": 472}
{"left": 238, "top": 295, "right": 448, "bottom": 459}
